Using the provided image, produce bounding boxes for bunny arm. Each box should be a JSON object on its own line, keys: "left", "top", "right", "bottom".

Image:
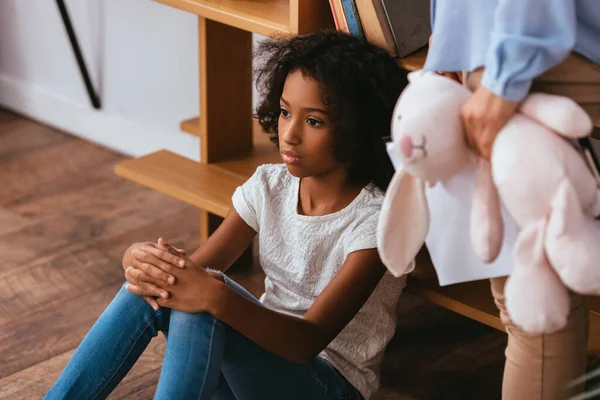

{"left": 505, "top": 218, "right": 570, "bottom": 334}
{"left": 519, "top": 93, "right": 593, "bottom": 139}
{"left": 470, "top": 159, "right": 504, "bottom": 263}
{"left": 377, "top": 169, "right": 429, "bottom": 278}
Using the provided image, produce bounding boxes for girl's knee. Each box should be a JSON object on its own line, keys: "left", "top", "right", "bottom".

{"left": 114, "top": 283, "right": 169, "bottom": 323}
{"left": 168, "top": 309, "right": 226, "bottom": 345}
{"left": 169, "top": 309, "right": 216, "bottom": 326}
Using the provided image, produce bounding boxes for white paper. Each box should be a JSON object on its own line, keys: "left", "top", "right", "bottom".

{"left": 424, "top": 164, "right": 519, "bottom": 286}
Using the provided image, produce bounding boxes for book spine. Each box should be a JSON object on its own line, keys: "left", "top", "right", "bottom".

{"left": 328, "top": 0, "right": 341, "bottom": 30}
{"left": 341, "top": 0, "right": 364, "bottom": 37}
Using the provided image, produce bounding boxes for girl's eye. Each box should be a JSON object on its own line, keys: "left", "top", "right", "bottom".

{"left": 280, "top": 108, "right": 290, "bottom": 117}
{"left": 307, "top": 117, "right": 323, "bottom": 127}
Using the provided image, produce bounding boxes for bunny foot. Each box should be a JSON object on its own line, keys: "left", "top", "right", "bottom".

{"left": 506, "top": 219, "right": 570, "bottom": 333}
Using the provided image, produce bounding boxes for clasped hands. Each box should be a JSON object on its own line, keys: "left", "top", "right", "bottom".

{"left": 123, "top": 238, "right": 217, "bottom": 313}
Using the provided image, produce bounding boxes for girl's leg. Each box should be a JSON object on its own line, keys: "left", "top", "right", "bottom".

{"left": 47, "top": 278, "right": 244, "bottom": 400}
{"left": 48, "top": 273, "right": 361, "bottom": 400}
{"left": 217, "top": 325, "right": 364, "bottom": 400}
{"left": 490, "top": 277, "right": 588, "bottom": 400}
{"left": 213, "top": 275, "right": 363, "bottom": 400}
{"left": 212, "top": 374, "right": 237, "bottom": 400}
{"left": 153, "top": 309, "right": 225, "bottom": 399}
{"left": 153, "top": 273, "right": 264, "bottom": 399}
{"left": 45, "top": 283, "right": 171, "bottom": 400}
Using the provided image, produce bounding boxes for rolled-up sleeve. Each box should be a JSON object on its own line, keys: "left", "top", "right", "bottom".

{"left": 482, "top": 0, "right": 577, "bottom": 102}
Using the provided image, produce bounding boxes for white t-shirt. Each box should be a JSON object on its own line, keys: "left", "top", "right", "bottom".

{"left": 232, "top": 164, "right": 406, "bottom": 399}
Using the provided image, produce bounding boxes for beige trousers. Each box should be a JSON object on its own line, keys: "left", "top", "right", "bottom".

{"left": 464, "top": 53, "right": 600, "bottom": 400}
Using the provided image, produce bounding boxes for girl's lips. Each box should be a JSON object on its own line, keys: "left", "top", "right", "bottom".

{"left": 281, "top": 150, "right": 302, "bottom": 164}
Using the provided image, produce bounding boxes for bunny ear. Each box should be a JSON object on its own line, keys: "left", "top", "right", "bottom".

{"left": 471, "top": 159, "right": 504, "bottom": 263}
{"left": 377, "top": 169, "right": 430, "bottom": 277}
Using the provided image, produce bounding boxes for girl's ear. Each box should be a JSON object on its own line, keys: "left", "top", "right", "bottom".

{"left": 377, "top": 169, "right": 429, "bottom": 277}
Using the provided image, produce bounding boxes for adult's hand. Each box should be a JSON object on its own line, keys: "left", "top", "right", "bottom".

{"left": 460, "top": 86, "right": 518, "bottom": 160}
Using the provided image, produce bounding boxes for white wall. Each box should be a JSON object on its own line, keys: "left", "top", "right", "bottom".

{"left": 0, "top": 0, "right": 201, "bottom": 160}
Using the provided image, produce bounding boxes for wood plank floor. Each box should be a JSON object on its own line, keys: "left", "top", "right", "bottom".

{"left": 0, "top": 109, "right": 510, "bottom": 399}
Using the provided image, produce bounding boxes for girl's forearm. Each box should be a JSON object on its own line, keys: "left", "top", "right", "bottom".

{"left": 209, "top": 281, "right": 326, "bottom": 364}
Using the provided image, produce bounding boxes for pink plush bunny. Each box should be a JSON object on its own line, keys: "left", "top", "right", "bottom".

{"left": 377, "top": 71, "right": 600, "bottom": 333}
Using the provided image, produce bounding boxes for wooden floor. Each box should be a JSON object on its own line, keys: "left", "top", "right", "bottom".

{"left": 0, "top": 109, "right": 509, "bottom": 399}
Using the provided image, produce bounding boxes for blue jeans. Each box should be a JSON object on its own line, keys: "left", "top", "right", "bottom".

{"left": 45, "top": 274, "right": 364, "bottom": 400}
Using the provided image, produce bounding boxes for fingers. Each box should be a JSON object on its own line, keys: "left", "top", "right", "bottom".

{"left": 135, "top": 244, "right": 186, "bottom": 270}
{"left": 461, "top": 86, "right": 518, "bottom": 162}
{"left": 125, "top": 267, "right": 170, "bottom": 299}
{"left": 125, "top": 283, "right": 164, "bottom": 311}
{"left": 143, "top": 296, "right": 160, "bottom": 311}
{"left": 130, "top": 252, "right": 176, "bottom": 285}
{"left": 133, "top": 245, "right": 184, "bottom": 272}
{"left": 158, "top": 237, "right": 186, "bottom": 257}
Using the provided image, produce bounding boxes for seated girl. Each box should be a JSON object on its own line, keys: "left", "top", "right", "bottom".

{"left": 46, "top": 30, "right": 411, "bottom": 400}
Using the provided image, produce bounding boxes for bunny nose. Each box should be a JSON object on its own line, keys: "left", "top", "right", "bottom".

{"left": 399, "top": 134, "right": 413, "bottom": 158}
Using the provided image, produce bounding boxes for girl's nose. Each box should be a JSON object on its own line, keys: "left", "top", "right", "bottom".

{"left": 399, "top": 134, "right": 413, "bottom": 158}
{"left": 281, "top": 122, "right": 301, "bottom": 145}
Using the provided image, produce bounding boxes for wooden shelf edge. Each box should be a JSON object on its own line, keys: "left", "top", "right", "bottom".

{"left": 400, "top": 47, "right": 427, "bottom": 72}
{"left": 406, "top": 277, "right": 505, "bottom": 332}
{"left": 407, "top": 256, "right": 600, "bottom": 336}
{"left": 155, "top": 0, "right": 290, "bottom": 36}
{"left": 180, "top": 117, "right": 201, "bottom": 137}
{"left": 114, "top": 150, "right": 242, "bottom": 218}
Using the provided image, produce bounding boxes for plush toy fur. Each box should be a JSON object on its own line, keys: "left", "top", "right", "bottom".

{"left": 377, "top": 70, "right": 600, "bottom": 333}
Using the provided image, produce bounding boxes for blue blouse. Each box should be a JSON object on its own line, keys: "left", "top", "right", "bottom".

{"left": 424, "top": 0, "right": 600, "bottom": 102}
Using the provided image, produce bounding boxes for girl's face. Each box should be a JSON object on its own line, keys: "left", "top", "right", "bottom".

{"left": 278, "top": 69, "right": 344, "bottom": 179}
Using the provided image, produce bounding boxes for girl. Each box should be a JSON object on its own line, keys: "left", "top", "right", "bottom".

{"left": 46, "top": 30, "right": 410, "bottom": 400}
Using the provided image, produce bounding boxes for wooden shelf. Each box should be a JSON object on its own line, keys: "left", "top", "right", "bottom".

{"left": 156, "top": 0, "right": 298, "bottom": 36}
{"left": 115, "top": 121, "right": 280, "bottom": 217}
{"left": 409, "top": 249, "right": 600, "bottom": 356}
{"left": 180, "top": 117, "right": 201, "bottom": 137}
{"left": 400, "top": 47, "right": 427, "bottom": 72}
{"left": 115, "top": 150, "right": 243, "bottom": 218}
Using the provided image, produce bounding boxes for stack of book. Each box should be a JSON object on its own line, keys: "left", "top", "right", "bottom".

{"left": 329, "top": 0, "right": 431, "bottom": 58}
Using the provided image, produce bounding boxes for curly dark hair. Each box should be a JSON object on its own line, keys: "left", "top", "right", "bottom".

{"left": 254, "top": 30, "right": 409, "bottom": 191}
